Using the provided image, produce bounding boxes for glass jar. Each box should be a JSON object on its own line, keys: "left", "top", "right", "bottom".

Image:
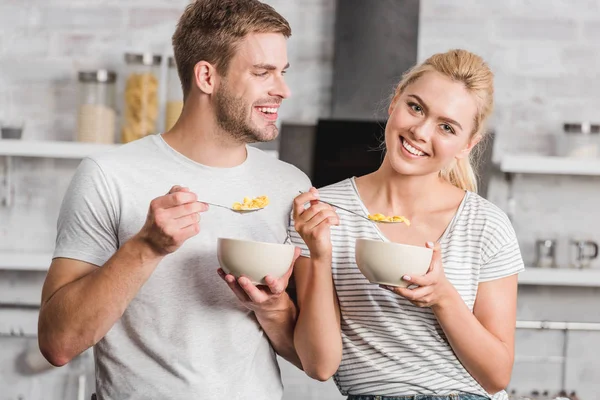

{"left": 556, "top": 122, "right": 600, "bottom": 158}
{"left": 121, "top": 52, "right": 161, "bottom": 143}
{"left": 76, "top": 70, "right": 117, "bottom": 143}
{"left": 165, "top": 57, "right": 184, "bottom": 132}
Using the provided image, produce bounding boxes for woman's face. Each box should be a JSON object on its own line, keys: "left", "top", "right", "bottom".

{"left": 384, "top": 71, "right": 481, "bottom": 178}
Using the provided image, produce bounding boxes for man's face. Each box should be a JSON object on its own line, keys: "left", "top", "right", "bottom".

{"left": 214, "top": 32, "right": 291, "bottom": 143}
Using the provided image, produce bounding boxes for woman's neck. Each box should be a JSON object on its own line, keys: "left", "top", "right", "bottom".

{"left": 356, "top": 159, "right": 457, "bottom": 219}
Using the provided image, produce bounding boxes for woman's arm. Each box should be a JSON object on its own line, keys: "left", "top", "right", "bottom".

{"left": 389, "top": 243, "right": 518, "bottom": 394}
{"left": 293, "top": 255, "right": 342, "bottom": 381}
{"left": 291, "top": 189, "right": 342, "bottom": 381}
{"left": 431, "top": 275, "right": 517, "bottom": 394}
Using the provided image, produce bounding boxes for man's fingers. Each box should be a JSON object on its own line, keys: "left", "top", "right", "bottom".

{"left": 238, "top": 276, "right": 269, "bottom": 303}
{"left": 218, "top": 269, "right": 251, "bottom": 302}
{"left": 152, "top": 191, "right": 198, "bottom": 210}
{"left": 168, "top": 185, "right": 188, "bottom": 194}
{"left": 177, "top": 222, "right": 200, "bottom": 240}
{"left": 169, "top": 201, "right": 209, "bottom": 220}
{"left": 264, "top": 276, "right": 286, "bottom": 295}
{"left": 175, "top": 212, "right": 200, "bottom": 229}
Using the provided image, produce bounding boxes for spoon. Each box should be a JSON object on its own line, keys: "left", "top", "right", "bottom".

{"left": 199, "top": 201, "right": 264, "bottom": 214}
{"left": 297, "top": 191, "right": 408, "bottom": 224}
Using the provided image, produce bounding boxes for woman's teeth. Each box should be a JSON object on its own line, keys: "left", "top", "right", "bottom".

{"left": 402, "top": 138, "right": 426, "bottom": 156}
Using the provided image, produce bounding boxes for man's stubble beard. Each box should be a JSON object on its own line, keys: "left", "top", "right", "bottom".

{"left": 214, "top": 80, "right": 279, "bottom": 144}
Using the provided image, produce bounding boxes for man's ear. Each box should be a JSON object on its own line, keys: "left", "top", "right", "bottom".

{"left": 456, "top": 133, "right": 483, "bottom": 159}
{"left": 194, "top": 61, "right": 217, "bottom": 95}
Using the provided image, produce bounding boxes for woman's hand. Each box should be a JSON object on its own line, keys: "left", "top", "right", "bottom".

{"left": 381, "top": 242, "right": 455, "bottom": 308}
{"left": 292, "top": 188, "right": 340, "bottom": 260}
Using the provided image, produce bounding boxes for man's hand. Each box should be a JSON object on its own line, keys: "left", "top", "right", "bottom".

{"left": 135, "top": 185, "right": 209, "bottom": 256}
{"left": 218, "top": 247, "right": 301, "bottom": 314}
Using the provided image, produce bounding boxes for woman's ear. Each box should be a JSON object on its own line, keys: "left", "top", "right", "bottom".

{"left": 388, "top": 93, "right": 400, "bottom": 116}
{"left": 456, "top": 133, "right": 483, "bottom": 159}
{"left": 193, "top": 61, "right": 217, "bottom": 95}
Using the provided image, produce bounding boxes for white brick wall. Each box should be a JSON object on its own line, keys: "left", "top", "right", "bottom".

{"left": 2, "top": 0, "right": 600, "bottom": 398}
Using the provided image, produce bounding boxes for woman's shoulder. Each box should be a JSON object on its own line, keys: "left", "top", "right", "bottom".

{"left": 460, "top": 192, "right": 516, "bottom": 238}
{"left": 316, "top": 178, "right": 355, "bottom": 199}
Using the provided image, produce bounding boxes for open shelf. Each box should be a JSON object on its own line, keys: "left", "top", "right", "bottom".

{"left": 0, "top": 139, "right": 279, "bottom": 159}
{"left": 0, "top": 139, "right": 118, "bottom": 159}
{"left": 500, "top": 154, "right": 600, "bottom": 176}
{"left": 518, "top": 267, "right": 600, "bottom": 287}
{"left": 0, "top": 252, "right": 52, "bottom": 271}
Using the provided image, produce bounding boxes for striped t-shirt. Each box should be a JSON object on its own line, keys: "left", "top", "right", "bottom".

{"left": 288, "top": 178, "right": 524, "bottom": 399}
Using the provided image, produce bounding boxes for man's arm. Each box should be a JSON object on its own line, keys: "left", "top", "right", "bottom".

{"left": 255, "top": 291, "right": 302, "bottom": 369}
{"left": 39, "top": 187, "right": 207, "bottom": 366}
{"left": 39, "top": 238, "right": 163, "bottom": 366}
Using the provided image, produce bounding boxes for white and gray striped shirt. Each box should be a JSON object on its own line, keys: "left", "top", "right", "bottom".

{"left": 289, "top": 178, "right": 524, "bottom": 399}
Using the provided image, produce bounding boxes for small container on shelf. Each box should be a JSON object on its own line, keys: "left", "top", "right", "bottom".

{"left": 76, "top": 70, "right": 117, "bottom": 144}
{"left": 122, "top": 52, "right": 162, "bottom": 143}
{"left": 556, "top": 122, "right": 600, "bottom": 158}
{"left": 165, "top": 56, "right": 184, "bottom": 132}
{"left": 1, "top": 119, "right": 24, "bottom": 140}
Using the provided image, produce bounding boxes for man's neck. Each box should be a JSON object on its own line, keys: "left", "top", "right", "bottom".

{"left": 161, "top": 102, "right": 248, "bottom": 168}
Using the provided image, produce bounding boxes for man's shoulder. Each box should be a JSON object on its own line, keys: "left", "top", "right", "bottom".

{"left": 90, "top": 136, "right": 158, "bottom": 167}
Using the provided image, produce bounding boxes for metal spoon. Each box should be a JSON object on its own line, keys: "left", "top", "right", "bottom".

{"left": 199, "top": 201, "right": 264, "bottom": 214}
{"left": 297, "top": 191, "right": 407, "bottom": 224}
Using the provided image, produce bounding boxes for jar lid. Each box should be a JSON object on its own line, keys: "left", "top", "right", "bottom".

{"left": 124, "top": 52, "right": 162, "bottom": 66}
{"left": 564, "top": 122, "right": 600, "bottom": 134}
{"left": 78, "top": 70, "right": 117, "bottom": 83}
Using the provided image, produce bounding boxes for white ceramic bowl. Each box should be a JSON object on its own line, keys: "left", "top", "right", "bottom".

{"left": 217, "top": 238, "right": 295, "bottom": 285}
{"left": 355, "top": 238, "right": 433, "bottom": 288}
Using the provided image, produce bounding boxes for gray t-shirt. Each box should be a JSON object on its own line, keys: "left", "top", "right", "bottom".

{"left": 54, "top": 134, "right": 311, "bottom": 400}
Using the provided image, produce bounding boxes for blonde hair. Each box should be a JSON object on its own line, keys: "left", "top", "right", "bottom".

{"left": 392, "top": 49, "right": 494, "bottom": 192}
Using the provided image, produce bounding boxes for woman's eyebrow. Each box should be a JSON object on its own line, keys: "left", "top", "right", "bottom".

{"left": 408, "top": 94, "right": 463, "bottom": 131}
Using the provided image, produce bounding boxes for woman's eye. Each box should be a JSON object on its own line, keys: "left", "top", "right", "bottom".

{"left": 441, "top": 124, "right": 455, "bottom": 134}
{"left": 409, "top": 103, "right": 422, "bottom": 113}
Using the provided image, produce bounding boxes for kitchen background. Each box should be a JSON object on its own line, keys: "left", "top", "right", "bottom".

{"left": 1, "top": 0, "right": 600, "bottom": 399}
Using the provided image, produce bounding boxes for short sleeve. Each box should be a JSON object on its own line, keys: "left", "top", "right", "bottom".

{"left": 287, "top": 211, "right": 311, "bottom": 259}
{"left": 479, "top": 222, "right": 525, "bottom": 282}
{"left": 53, "top": 157, "right": 119, "bottom": 267}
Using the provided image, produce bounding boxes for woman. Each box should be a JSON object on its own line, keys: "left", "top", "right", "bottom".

{"left": 289, "top": 49, "right": 524, "bottom": 400}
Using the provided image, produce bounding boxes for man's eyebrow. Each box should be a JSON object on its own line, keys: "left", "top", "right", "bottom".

{"left": 252, "top": 63, "right": 290, "bottom": 70}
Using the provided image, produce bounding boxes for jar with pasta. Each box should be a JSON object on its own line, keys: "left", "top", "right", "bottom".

{"left": 165, "top": 56, "right": 184, "bottom": 132}
{"left": 76, "top": 70, "right": 117, "bottom": 144}
{"left": 122, "top": 52, "right": 161, "bottom": 143}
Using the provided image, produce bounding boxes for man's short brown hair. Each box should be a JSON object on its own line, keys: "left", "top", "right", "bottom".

{"left": 172, "top": 0, "right": 292, "bottom": 98}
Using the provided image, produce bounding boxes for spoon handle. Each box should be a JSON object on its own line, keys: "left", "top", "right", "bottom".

{"left": 297, "top": 191, "right": 372, "bottom": 222}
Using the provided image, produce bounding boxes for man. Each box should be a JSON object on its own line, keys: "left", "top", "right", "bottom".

{"left": 38, "top": 1, "right": 310, "bottom": 398}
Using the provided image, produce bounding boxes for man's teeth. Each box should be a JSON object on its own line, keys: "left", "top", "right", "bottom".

{"left": 258, "top": 107, "right": 277, "bottom": 114}
{"left": 402, "top": 138, "right": 426, "bottom": 156}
